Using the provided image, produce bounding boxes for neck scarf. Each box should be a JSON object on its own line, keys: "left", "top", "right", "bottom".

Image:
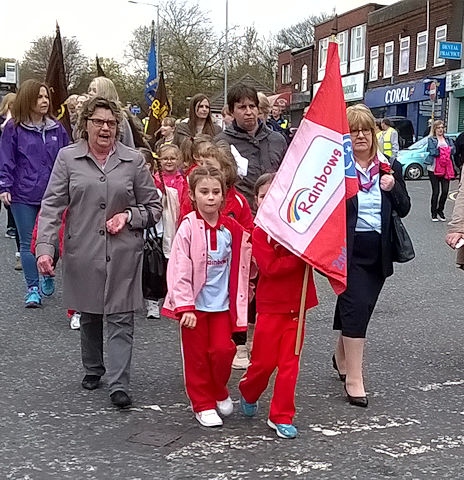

{"left": 356, "top": 158, "right": 379, "bottom": 192}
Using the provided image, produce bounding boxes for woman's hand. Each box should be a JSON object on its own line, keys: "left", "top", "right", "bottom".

{"left": 380, "top": 174, "right": 395, "bottom": 191}
{"left": 106, "top": 212, "right": 129, "bottom": 235}
{"left": 180, "top": 311, "right": 197, "bottom": 329}
{"left": 37, "top": 255, "right": 55, "bottom": 276}
{"left": 446, "top": 232, "right": 464, "bottom": 249}
{"left": 0, "top": 192, "right": 11, "bottom": 206}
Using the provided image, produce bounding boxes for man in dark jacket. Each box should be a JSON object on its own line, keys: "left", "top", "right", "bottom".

{"left": 215, "top": 84, "right": 287, "bottom": 213}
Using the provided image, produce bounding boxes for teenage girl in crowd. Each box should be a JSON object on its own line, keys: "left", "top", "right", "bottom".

{"left": 162, "top": 166, "right": 252, "bottom": 428}
{"left": 239, "top": 173, "right": 318, "bottom": 439}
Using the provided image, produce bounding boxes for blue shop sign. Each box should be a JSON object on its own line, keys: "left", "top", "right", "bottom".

{"left": 439, "top": 41, "right": 462, "bottom": 60}
{"left": 365, "top": 80, "right": 445, "bottom": 108}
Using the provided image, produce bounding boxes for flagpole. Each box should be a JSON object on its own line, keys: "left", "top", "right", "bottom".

{"left": 295, "top": 264, "right": 310, "bottom": 356}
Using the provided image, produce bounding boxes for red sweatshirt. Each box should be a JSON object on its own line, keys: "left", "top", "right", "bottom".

{"left": 252, "top": 227, "right": 318, "bottom": 314}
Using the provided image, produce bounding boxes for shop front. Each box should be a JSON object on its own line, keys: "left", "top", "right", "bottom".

{"left": 364, "top": 78, "right": 446, "bottom": 139}
{"left": 446, "top": 68, "right": 464, "bottom": 133}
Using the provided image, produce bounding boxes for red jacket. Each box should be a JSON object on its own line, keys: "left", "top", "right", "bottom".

{"left": 31, "top": 208, "right": 67, "bottom": 256}
{"left": 252, "top": 227, "right": 318, "bottom": 314}
{"left": 179, "top": 185, "right": 254, "bottom": 233}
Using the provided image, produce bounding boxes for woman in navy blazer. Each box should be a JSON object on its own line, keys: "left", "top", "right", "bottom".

{"left": 332, "top": 105, "right": 411, "bottom": 407}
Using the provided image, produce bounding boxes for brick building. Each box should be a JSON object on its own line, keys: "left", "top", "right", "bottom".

{"left": 364, "top": 0, "right": 464, "bottom": 136}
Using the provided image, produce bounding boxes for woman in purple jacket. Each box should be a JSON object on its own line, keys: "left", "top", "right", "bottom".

{"left": 0, "top": 79, "right": 69, "bottom": 307}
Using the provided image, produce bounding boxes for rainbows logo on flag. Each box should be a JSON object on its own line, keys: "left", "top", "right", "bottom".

{"left": 287, "top": 188, "right": 311, "bottom": 223}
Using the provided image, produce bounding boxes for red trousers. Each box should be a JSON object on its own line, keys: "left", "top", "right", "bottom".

{"left": 239, "top": 312, "right": 304, "bottom": 424}
{"left": 180, "top": 310, "right": 236, "bottom": 413}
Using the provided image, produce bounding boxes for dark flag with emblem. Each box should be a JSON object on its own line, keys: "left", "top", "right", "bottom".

{"left": 96, "top": 55, "right": 106, "bottom": 77}
{"left": 146, "top": 71, "right": 170, "bottom": 144}
{"left": 45, "top": 23, "right": 71, "bottom": 137}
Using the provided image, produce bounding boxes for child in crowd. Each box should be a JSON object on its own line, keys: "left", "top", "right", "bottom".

{"left": 154, "top": 144, "right": 187, "bottom": 203}
{"left": 238, "top": 173, "right": 318, "bottom": 439}
{"left": 162, "top": 166, "right": 252, "bottom": 428}
{"left": 139, "top": 147, "right": 167, "bottom": 319}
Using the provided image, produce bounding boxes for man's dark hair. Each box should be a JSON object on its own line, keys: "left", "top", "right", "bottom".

{"left": 382, "top": 118, "right": 393, "bottom": 127}
{"left": 227, "top": 84, "right": 259, "bottom": 113}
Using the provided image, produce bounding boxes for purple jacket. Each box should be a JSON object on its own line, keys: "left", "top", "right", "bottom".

{"left": 0, "top": 118, "right": 69, "bottom": 205}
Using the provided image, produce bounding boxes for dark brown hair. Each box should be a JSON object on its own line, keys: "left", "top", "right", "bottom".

{"left": 187, "top": 94, "right": 216, "bottom": 137}
{"left": 254, "top": 172, "right": 276, "bottom": 196}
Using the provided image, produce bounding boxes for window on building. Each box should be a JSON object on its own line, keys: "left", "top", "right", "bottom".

{"left": 369, "top": 46, "right": 379, "bottom": 81}
{"left": 434, "top": 25, "right": 447, "bottom": 67}
{"left": 281, "top": 63, "right": 291, "bottom": 84}
{"left": 416, "top": 31, "right": 428, "bottom": 71}
{"left": 338, "top": 31, "right": 348, "bottom": 64}
{"left": 399, "top": 36, "right": 410, "bottom": 75}
{"left": 318, "top": 37, "right": 329, "bottom": 71}
{"left": 383, "top": 41, "right": 394, "bottom": 78}
{"left": 351, "top": 25, "right": 366, "bottom": 61}
{"left": 301, "top": 65, "right": 308, "bottom": 91}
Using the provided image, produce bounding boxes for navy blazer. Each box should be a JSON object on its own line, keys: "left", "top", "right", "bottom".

{"left": 346, "top": 159, "right": 411, "bottom": 279}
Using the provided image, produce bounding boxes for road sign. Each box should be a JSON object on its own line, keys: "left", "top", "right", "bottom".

{"left": 131, "top": 105, "right": 141, "bottom": 115}
{"left": 439, "top": 41, "right": 462, "bottom": 60}
{"left": 429, "top": 81, "right": 437, "bottom": 102}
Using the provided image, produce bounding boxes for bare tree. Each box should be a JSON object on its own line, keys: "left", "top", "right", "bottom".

{"left": 276, "top": 14, "right": 334, "bottom": 49}
{"left": 20, "top": 36, "right": 88, "bottom": 90}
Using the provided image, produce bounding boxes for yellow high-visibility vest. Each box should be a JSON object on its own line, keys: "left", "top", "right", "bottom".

{"left": 382, "top": 128, "right": 393, "bottom": 157}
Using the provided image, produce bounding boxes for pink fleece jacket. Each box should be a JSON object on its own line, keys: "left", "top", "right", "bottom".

{"left": 161, "top": 211, "right": 252, "bottom": 329}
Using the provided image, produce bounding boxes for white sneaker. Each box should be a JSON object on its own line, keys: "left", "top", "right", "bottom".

{"left": 146, "top": 300, "right": 160, "bottom": 319}
{"left": 195, "top": 409, "right": 223, "bottom": 427}
{"left": 70, "top": 312, "right": 81, "bottom": 330}
{"left": 232, "top": 345, "right": 250, "bottom": 370}
{"left": 216, "top": 396, "right": 233, "bottom": 416}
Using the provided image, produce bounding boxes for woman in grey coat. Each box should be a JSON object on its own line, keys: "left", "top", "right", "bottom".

{"left": 36, "top": 97, "right": 162, "bottom": 408}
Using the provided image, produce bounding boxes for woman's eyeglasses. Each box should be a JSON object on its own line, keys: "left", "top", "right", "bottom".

{"left": 88, "top": 118, "right": 118, "bottom": 128}
{"left": 350, "top": 128, "right": 372, "bottom": 137}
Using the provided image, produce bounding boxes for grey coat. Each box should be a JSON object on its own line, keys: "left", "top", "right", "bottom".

{"left": 36, "top": 140, "right": 162, "bottom": 315}
{"left": 215, "top": 121, "right": 287, "bottom": 212}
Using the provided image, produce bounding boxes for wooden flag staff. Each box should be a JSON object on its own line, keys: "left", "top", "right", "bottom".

{"left": 295, "top": 263, "right": 310, "bottom": 355}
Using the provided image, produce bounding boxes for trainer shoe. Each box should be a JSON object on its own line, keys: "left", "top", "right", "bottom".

{"left": 267, "top": 419, "right": 298, "bottom": 439}
{"left": 146, "top": 299, "right": 160, "bottom": 319}
{"left": 40, "top": 275, "right": 55, "bottom": 297}
{"left": 5, "top": 228, "right": 16, "bottom": 239}
{"left": 195, "top": 409, "right": 223, "bottom": 427}
{"left": 70, "top": 312, "right": 81, "bottom": 330}
{"left": 216, "top": 396, "right": 233, "bottom": 416}
{"left": 25, "top": 287, "right": 41, "bottom": 308}
{"left": 232, "top": 345, "right": 250, "bottom": 370}
{"left": 437, "top": 211, "right": 446, "bottom": 222}
{"left": 110, "top": 390, "right": 132, "bottom": 408}
{"left": 431, "top": 214, "right": 439, "bottom": 222}
{"left": 14, "top": 253, "right": 22, "bottom": 271}
{"left": 239, "top": 394, "right": 258, "bottom": 417}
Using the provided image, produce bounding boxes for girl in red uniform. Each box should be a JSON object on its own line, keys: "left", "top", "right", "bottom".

{"left": 238, "top": 173, "right": 318, "bottom": 439}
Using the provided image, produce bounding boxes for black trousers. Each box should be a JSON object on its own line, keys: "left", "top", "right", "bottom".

{"left": 333, "top": 231, "right": 385, "bottom": 338}
{"left": 428, "top": 171, "right": 450, "bottom": 216}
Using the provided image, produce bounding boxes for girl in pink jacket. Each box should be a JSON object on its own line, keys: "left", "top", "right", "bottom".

{"left": 162, "top": 166, "right": 252, "bottom": 428}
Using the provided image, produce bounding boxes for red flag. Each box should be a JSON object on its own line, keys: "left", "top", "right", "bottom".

{"left": 45, "top": 23, "right": 71, "bottom": 137}
{"left": 255, "top": 41, "right": 358, "bottom": 294}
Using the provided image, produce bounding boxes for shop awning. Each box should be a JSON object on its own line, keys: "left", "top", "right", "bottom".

{"left": 267, "top": 92, "right": 292, "bottom": 108}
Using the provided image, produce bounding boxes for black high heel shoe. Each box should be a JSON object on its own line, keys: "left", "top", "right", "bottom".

{"left": 331, "top": 354, "right": 346, "bottom": 382}
{"left": 344, "top": 385, "right": 368, "bottom": 408}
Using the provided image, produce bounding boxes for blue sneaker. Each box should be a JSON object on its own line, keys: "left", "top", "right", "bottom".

{"left": 40, "top": 276, "right": 55, "bottom": 297}
{"left": 25, "top": 287, "right": 42, "bottom": 308}
{"left": 267, "top": 419, "right": 297, "bottom": 439}
{"left": 239, "top": 394, "right": 258, "bottom": 417}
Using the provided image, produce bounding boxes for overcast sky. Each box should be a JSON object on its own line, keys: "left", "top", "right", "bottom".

{"left": 2, "top": 0, "right": 398, "bottom": 61}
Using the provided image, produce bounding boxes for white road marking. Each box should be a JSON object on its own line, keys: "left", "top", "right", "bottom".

{"left": 372, "top": 435, "right": 464, "bottom": 458}
{"left": 309, "top": 415, "right": 420, "bottom": 436}
{"left": 416, "top": 379, "right": 464, "bottom": 391}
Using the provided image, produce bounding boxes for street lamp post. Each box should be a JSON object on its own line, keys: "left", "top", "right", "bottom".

{"left": 224, "top": 0, "right": 229, "bottom": 106}
{"left": 128, "top": 0, "right": 160, "bottom": 74}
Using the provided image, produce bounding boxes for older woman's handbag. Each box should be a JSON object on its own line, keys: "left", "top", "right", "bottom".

{"left": 391, "top": 210, "right": 415, "bottom": 263}
{"left": 142, "top": 230, "right": 167, "bottom": 300}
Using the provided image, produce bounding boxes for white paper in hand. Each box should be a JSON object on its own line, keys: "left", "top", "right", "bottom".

{"left": 230, "top": 145, "right": 248, "bottom": 178}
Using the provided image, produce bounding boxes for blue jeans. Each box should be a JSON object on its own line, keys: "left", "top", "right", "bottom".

{"left": 10, "top": 203, "right": 40, "bottom": 289}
